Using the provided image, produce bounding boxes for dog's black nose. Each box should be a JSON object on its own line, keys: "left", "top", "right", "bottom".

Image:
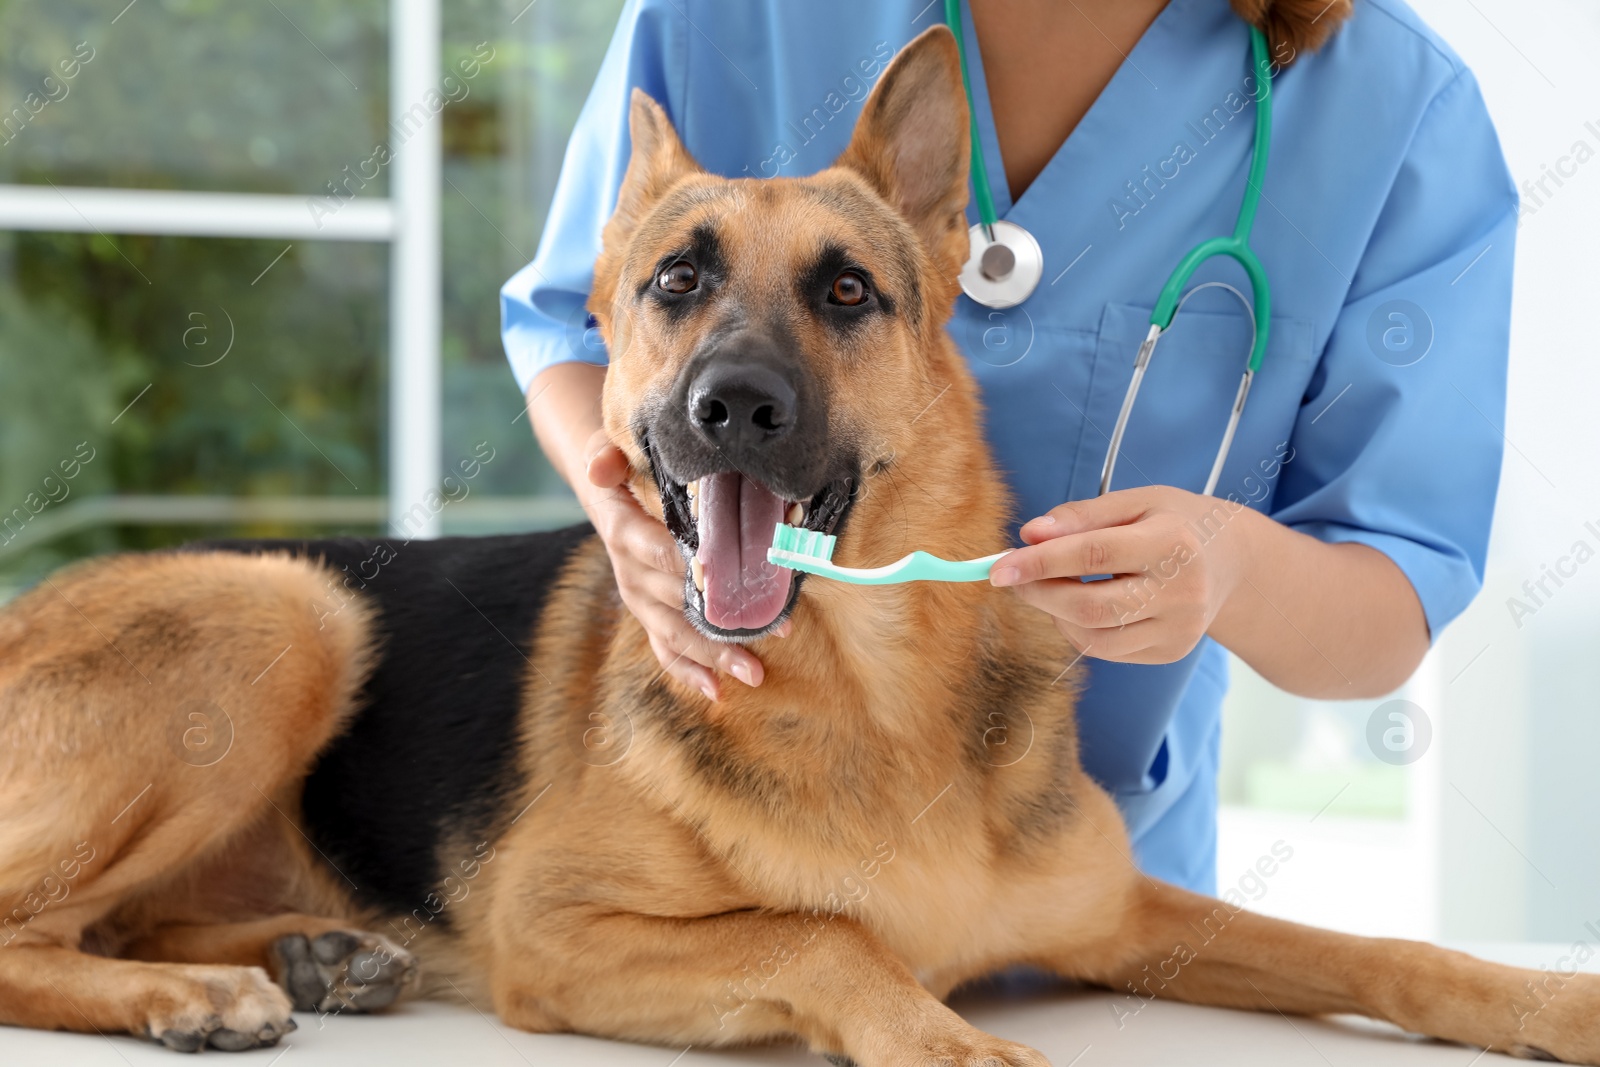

{"left": 688, "top": 363, "right": 796, "bottom": 451}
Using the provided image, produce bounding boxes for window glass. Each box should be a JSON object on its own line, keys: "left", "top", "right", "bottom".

{"left": 0, "top": 232, "right": 387, "bottom": 593}
{"left": 0, "top": 0, "right": 389, "bottom": 196}
{"left": 0, "top": 0, "right": 629, "bottom": 594}
{"left": 438, "top": 0, "right": 624, "bottom": 528}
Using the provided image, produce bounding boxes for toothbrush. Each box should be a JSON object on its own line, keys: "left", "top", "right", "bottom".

{"left": 766, "top": 523, "right": 1008, "bottom": 585}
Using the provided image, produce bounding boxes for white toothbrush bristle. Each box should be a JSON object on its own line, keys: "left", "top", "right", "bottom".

{"left": 770, "top": 522, "right": 835, "bottom": 562}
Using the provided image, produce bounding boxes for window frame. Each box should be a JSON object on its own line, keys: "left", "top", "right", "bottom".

{"left": 0, "top": 0, "right": 444, "bottom": 539}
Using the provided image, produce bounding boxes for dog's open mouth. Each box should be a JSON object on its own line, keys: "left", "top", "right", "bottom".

{"left": 645, "top": 439, "right": 854, "bottom": 638}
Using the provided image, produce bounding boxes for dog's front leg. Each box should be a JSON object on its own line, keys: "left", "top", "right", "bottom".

{"left": 487, "top": 907, "right": 1048, "bottom": 1067}
{"left": 0, "top": 942, "right": 295, "bottom": 1051}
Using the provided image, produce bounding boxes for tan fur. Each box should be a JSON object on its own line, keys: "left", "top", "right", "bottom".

{"left": 0, "top": 552, "right": 374, "bottom": 1044}
{"left": 0, "top": 23, "right": 1594, "bottom": 1067}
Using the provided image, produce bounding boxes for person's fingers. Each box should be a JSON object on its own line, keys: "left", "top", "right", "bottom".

{"left": 1050, "top": 615, "right": 1166, "bottom": 663}
{"left": 1008, "top": 575, "right": 1153, "bottom": 630}
{"left": 991, "top": 525, "right": 1163, "bottom": 586}
{"left": 714, "top": 642, "right": 764, "bottom": 688}
{"left": 590, "top": 486, "right": 678, "bottom": 575}
{"left": 631, "top": 565, "right": 687, "bottom": 611}
{"left": 581, "top": 435, "right": 646, "bottom": 514}
{"left": 647, "top": 628, "right": 720, "bottom": 702}
{"left": 637, "top": 600, "right": 766, "bottom": 692}
{"left": 582, "top": 449, "right": 639, "bottom": 517}
{"left": 1017, "top": 490, "right": 1156, "bottom": 545}
{"left": 617, "top": 511, "right": 688, "bottom": 577}
{"left": 586, "top": 449, "right": 630, "bottom": 490}
{"left": 584, "top": 432, "right": 629, "bottom": 489}
{"left": 579, "top": 471, "right": 643, "bottom": 521}
{"left": 638, "top": 600, "right": 718, "bottom": 671}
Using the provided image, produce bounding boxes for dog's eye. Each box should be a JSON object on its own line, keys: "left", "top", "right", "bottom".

{"left": 829, "top": 271, "right": 868, "bottom": 307}
{"left": 657, "top": 261, "right": 698, "bottom": 295}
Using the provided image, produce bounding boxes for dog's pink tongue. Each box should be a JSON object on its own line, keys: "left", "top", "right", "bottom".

{"left": 697, "top": 471, "right": 793, "bottom": 631}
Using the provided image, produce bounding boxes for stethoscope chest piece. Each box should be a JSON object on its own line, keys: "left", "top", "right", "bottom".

{"left": 958, "top": 220, "right": 1043, "bottom": 309}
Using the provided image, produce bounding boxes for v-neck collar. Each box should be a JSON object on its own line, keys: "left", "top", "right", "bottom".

{"left": 957, "top": 0, "right": 1210, "bottom": 221}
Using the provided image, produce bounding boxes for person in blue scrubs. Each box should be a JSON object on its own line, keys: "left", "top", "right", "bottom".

{"left": 500, "top": 0, "right": 1517, "bottom": 893}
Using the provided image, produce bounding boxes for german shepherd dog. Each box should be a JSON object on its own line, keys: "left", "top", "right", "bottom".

{"left": 0, "top": 26, "right": 1593, "bottom": 1065}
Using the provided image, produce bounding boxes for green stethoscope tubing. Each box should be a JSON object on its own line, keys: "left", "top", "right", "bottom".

{"left": 942, "top": 1, "right": 1275, "bottom": 496}
{"left": 943, "top": 0, "right": 1000, "bottom": 237}
{"left": 1152, "top": 23, "right": 1274, "bottom": 375}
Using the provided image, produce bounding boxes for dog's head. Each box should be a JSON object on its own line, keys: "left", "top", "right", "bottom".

{"left": 591, "top": 27, "right": 976, "bottom": 642}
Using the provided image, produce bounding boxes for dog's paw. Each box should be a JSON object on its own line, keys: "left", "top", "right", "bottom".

{"left": 1498, "top": 970, "right": 1600, "bottom": 1065}
{"left": 271, "top": 929, "right": 417, "bottom": 1015}
{"left": 143, "top": 965, "right": 295, "bottom": 1052}
{"left": 909, "top": 1031, "right": 1051, "bottom": 1067}
{"left": 855, "top": 1017, "right": 1050, "bottom": 1067}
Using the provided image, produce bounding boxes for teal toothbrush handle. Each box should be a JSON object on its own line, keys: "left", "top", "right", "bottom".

{"left": 767, "top": 548, "right": 1008, "bottom": 585}
{"left": 890, "top": 551, "right": 1003, "bottom": 584}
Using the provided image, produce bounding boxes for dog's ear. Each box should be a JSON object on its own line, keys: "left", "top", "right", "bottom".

{"left": 836, "top": 27, "right": 970, "bottom": 280}
{"left": 593, "top": 89, "right": 702, "bottom": 319}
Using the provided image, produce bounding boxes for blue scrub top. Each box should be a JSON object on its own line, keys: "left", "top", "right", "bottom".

{"left": 500, "top": 0, "right": 1516, "bottom": 893}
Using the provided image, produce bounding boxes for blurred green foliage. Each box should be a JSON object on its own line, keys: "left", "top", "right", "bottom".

{"left": 439, "top": 0, "right": 624, "bottom": 497}
{"left": 0, "top": 0, "right": 391, "bottom": 195}
{"left": 0, "top": 232, "right": 389, "bottom": 582}
{"left": 0, "top": 0, "right": 625, "bottom": 591}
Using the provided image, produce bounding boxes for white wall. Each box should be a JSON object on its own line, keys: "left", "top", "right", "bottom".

{"left": 1409, "top": 0, "right": 1600, "bottom": 942}
{"left": 1219, "top": 0, "right": 1600, "bottom": 944}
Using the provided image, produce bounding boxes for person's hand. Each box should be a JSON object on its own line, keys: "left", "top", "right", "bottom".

{"left": 989, "top": 487, "right": 1260, "bottom": 664}
{"left": 581, "top": 430, "right": 774, "bottom": 701}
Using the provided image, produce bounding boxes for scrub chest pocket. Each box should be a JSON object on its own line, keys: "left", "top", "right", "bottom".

{"left": 1080, "top": 302, "right": 1316, "bottom": 504}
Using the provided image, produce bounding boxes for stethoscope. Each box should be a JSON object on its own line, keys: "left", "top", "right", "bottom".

{"left": 944, "top": 1, "right": 1275, "bottom": 497}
